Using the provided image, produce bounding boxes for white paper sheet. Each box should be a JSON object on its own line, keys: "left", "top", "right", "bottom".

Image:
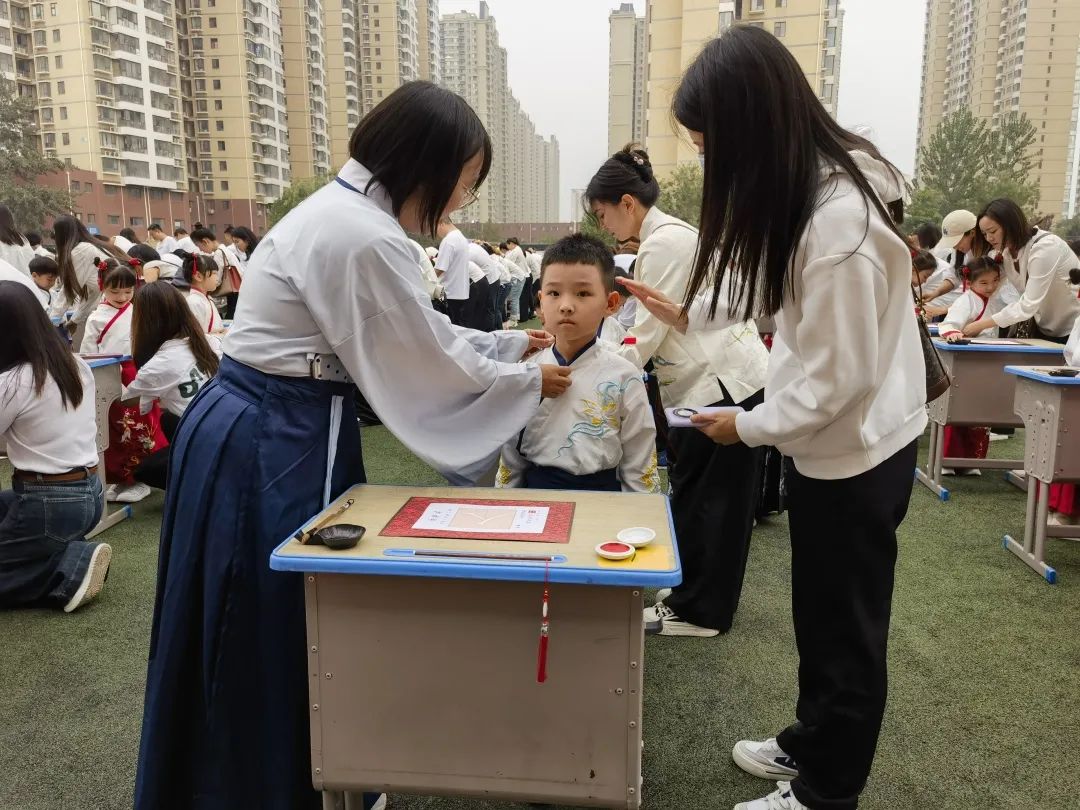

{"left": 412, "top": 503, "right": 551, "bottom": 534}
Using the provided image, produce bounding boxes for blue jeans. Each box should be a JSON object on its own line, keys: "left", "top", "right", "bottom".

{"left": 0, "top": 476, "right": 104, "bottom": 608}
{"left": 508, "top": 277, "right": 525, "bottom": 321}
{"left": 495, "top": 282, "right": 511, "bottom": 324}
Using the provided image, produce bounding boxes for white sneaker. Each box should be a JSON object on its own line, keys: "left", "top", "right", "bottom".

{"left": 643, "top": 602, "right": 719, "bottom": 637}
{"left": 989, "top": 432, "right": 1010, "bottom": 442}
{"left": 63, "top": 543, "right": 112, "bottom": 613}
{"left": 734, "top": 782, "right": 808, "bottom": 810}
{"left": 371, "top": 794, "right": 387, "bottom": 810}
{"left": 655, "top": 587, "right": 673, "bottom": 603}
{"left": 732, "top": 738, "right": 799, "bottom": 780}
{"left": 941, "top": 468, "right": 956, "bottom": 476}
{"left": 112, "top": 482, "right": 152, "bottom": 503}
{"left": 105, "top": 484, "right": 119, "bottom": 503}
{"left": 960, "top": 468, "right": 982, "bottom": 477}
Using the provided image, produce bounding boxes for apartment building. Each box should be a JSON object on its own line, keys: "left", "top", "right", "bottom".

{"left": 623, "top": 0, "right": 844, "bottom": 178}
{"left": 917, "top": 0, "right": 1080, "bottom": 219}
{"left": 282, "top": 0, "right": 330, "bottom": 178}
{"left": 440, "top": 1, "right": 560, "bottom": 224}
{"left": 608, "top": 2, "right": 646, "bottom": 156}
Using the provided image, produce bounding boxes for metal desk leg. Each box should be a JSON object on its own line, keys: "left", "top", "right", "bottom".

{"left": 1004, "top": 477, "right": 1058, "bottom": 584}
{"left": 915, "top": 421, "right": 950, "bottom": 501}
{"left": 322, "top": 791, "right": 380, "bottom": 810}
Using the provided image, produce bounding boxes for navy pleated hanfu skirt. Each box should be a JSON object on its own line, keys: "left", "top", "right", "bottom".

{"left": 135, "top": 356, "right": 365, "bottom": 810}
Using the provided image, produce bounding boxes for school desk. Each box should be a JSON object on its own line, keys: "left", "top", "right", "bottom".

{"left": 271, "top": 484, "right": 682, "bottom": 809}
{"left": 916, "top": 338, "right": 1065, "bottom": 501}
{"left": 83, "top": 356, "right": 132, "bottom": 537}
{"left": 1001, "top": 366, "right": 1080, "bottom": 583}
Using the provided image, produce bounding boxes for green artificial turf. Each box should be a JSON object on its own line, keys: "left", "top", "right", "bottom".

{"left": 1, "top": 428, "right": 1078, "bottom": 810}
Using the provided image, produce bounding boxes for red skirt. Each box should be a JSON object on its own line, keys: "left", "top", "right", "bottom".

{"left": 1049, "top": 483, "right": 1078, "bottom": 516}
{"left": 942, "top": 426, "right": 989, "bottom": 460}
{"left": 104, "top": 360, "right": 169, "bottom": 486}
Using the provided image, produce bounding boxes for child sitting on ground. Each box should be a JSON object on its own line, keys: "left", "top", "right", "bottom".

{"left": 938, "top": 258, "right": 1008, "bottom": 474}
{"left": 496, "top": 234, "right": 660, "bottom": 493}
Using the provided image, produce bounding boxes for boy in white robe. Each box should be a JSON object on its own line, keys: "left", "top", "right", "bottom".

{"left": 497, "top": 234, "right": 660, "bottom": 493}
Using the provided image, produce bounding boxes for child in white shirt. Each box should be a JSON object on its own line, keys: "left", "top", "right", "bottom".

{"left": 122, "top": 282, "right": 222, "bottom": 491}
{"left": 496, "top": 234, "right": 660, "bottom": 493}
{"left": 179, "top": 251, "right": 222, "bottom": 334}
{"left": 80, "top": 260, "right": 136, "bottom": 355}
{"left": 940, "top": 258, "right": 1007, "bottom": 341}
{"left": 28, "top": 255, "right": 58, "bottom": 311}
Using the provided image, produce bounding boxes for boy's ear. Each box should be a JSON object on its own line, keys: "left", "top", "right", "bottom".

{"left": 605, "top": 289, "right": 621, "bottom": 315}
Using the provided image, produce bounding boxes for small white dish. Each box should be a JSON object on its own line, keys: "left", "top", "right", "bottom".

{"left": 595, "top": 541, "right": 636, "bottom": 561}
{"left": 617, "top": 527, "right": 656, "bottom": 547}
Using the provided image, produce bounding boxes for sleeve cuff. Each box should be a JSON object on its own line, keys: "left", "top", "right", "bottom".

{"left": 734, "top": 410, "right": 766, "bottom": 448}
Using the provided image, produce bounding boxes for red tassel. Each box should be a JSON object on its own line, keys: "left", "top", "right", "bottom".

{"left": 536, "top": 562, "right": 550, "bottom": 684}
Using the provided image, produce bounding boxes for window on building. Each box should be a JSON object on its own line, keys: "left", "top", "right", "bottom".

{"left": 108, "top": 215, "right": 120, "bottom": 225}
{"left": 49, "top": 2, "right": 56, "bottom": 15}
{"left": 105, "top": 185, "right": 119, "bottom": 196}
{"left": 129, "top": 216, "right": 145, "bottom": 227}
{"left": 52, "top": 29, "right": 60, "bottom": 43}
{"left": 210, "top": 38, "right": 218, "bottom": 49}
{"left": 217, "top": 140, "right": 225, "bottom": 151}
{"left": 57, "top": 80, "right": 64, "bottom": 94}
{"left": 216, "top": 120, "right": 224, "bottom": 131}
{"left": 774, "top": 21, "right": 786, "bottom": 36}
{"left": 209, "top": 17, "right": 216, "bottom": 28}
{"left": 203, "top": 180, "right": 214, "bottom": 192}
{"left": 776, "top": 0, "right": 787, "bottom": 6}
{"left": 221, "top": 180, "right": 229, "bottom": 191}
{"left": 212, "top": 58, "right": 220, "bottom": 69}
{"left": 200, "top": 159, "right": 212, "bottom": 173}
{"left": 214, "top": 99, "right": 222, "bottom": 111}
{"left": 213, "top": 79, "right": 221, "bottom": 89}
{"left": 54, "top": 54, "right": 62, "bottom": 68}
{"left": 87, "top": 213, "right": 96, "bottom": 224}
{"left": 61, "top": 132, "right": 69, "bottom": 145}
{"left": 826, "top": 27, "right": 836, "bottom": 47}
{"left": 751, "top": 0, "right": 764, "bottom": 10}
{"left": 218, "top": 160, "right": 227, "bottom": 171}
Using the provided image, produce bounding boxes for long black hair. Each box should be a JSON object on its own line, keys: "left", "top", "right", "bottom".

{"left": 0, "top": 281, "right": 84, "bottom": 408}
{"left": 585, "top": 144, "right": 661, "bottom": 209}
{"left": 974, "top": 199, "right": 1035, "bottom": 257}
{"left": 177, "top": 250, "right": 218, "bottom": 284}
{"left": 348, "top": 81, "right": 493, "bottom": 238}
{"left": 131, "top": 282, "right": 220, "bottom": 375}
{"left": 0, "top": 204, "right": 25, "bottom": 247}
{"left": 228, "top": 225, "right": 258, "bottom": 257}
{"left": 53, "top": 215, "right": 127, "bottom": 301}
{"left": 673, "top": 26, "right": 906, "bottom": 319}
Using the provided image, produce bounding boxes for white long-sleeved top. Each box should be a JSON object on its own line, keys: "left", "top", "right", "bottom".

{"left": 923, "top": 253, "right": 963, "bottom": 308}
{"left": 991, "top": 229, "right": 1080, "bottom": 338}
{"left": 225, "top": 160, "right": 542, "bottom": 485}
{"left": 0, "top": 357, "right": 98, "bottom": 474}
{"left": 1065, "top": 317, "right": 1080, "bottom": 366}
{"left": 436, "top": 228, "right": 470, "bottom": 301}
{"left": 55, "top": 241, "right": 111, "bottom": 326}
{"left": 599, "top": 316, "right": 627, "bottom": 346}
{"left": 223, "top": 243, "right": 247, "bottom": 277}
{"left": 0, "top": 237, "right": 35, "bottom": 275}
{"left": 939, "top": 289, "right": 1007, "bottom": 338}
{"left": 186, "top": 288, "right": 218, "bottom": 333}
{"left": 469, "top": 243, "right": 501, "bottom": 285}
{"left": 0, "top": 257, "right": 42, "bottom": 301}
{"left": 682, "top": 151, "right": 928, "bottom": 480}
{"left": 616, "top": 206, "right": 768, "bottom": 408}
{"left": 408, "top": 239, "right": 440, "bottom": 299}
{"left": 123, "top": 336, "right": 222, "bottom": 417}
{"left": 526, "top": 251, "right": 542, "bottom": 280}
{"left": 505, "top": 245, "right": 529, "bottom": 281}
{"left": 79, "top": 300, "right": 132, "bottom": 354}
{"left": 496, "top": 341, "right": 660, "bottom": 493}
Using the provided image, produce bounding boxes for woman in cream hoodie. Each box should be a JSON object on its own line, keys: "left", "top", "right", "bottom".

{"left": 621, "top": 28, "right": 926, "bottom": 810}
{"left": 587, "top": 146, "right": 770, "bottom": 640}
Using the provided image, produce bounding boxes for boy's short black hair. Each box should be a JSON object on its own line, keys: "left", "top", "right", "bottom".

{"left": 191, "top": 227, "right": 216, "bottom": 243}
{"left": 148, "top": 223, "right": 164, "bottom": 233}
{"left": 26, "top": 231, "right": 42, "bottom": 247}
{"left": 540, "top": 233, "right": 616, "bottom": 293}
{"left": 613, "top": 266, "right": 632, "bottom": 299}
{"left": 507, "top": 237, "right": 520, "bottom": 246}
{"left": 29, "top": 255, "right": 58, "bottom": 276}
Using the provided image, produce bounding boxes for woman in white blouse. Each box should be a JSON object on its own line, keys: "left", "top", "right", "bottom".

{"left": 0, "top": 205, "right": 35, "bottom": 275}
{"left": 134, "top": 81, "right": 571, "bottom": 810}
{"left": 52, "top": 215, "right": 128, "bottom": 346}
{"left": 963, "top": 198, "right": 1080, "bottom": 341}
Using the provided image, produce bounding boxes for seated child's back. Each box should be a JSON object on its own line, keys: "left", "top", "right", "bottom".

{"left": 496, "top": 234, "right": 660, "bottom": 493}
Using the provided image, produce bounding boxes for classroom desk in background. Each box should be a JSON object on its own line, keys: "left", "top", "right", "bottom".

{"left": 272, "top": 484, "right": 682, "bottom": 810}
{"left": 917, "top": 338, "right": 1065, "bottom": 501}
{"left": 82, "top": 355, "right": 133, "bottom": 538}
{"left": 1002, "top": 366, "right": 1080, "bottom": 584}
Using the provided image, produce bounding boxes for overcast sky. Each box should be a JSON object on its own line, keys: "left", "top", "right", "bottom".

{"left": 438, "top": 0, "right": 926, "bottom": 220}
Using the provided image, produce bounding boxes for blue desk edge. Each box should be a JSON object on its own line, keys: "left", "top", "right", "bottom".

{"left": 269, "top": 488, "right": 683, "bottom": 588}
{"left": 933, "top": 339, "right": 1065, "bottom": 354}
{"left": 83, "top": 354, "right": 128, "bottom": 368}
{"left": 1005, "top": 365, "right": 1080, "bottom": 385}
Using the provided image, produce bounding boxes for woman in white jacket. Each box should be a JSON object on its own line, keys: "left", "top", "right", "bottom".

{"left": 620, "top": 28, "right": 926, "bottom": 810}
{"left": 962, "top": 198, "right": 1080, "bottom": 341}
{"left": 587, "top": 145, "right": 770, "bottom": 639}
{"left": 0, "top": 205, "right": 35, "bottom": 275}
{"left": 52, "top": 215, "right": 128, "bottom": 346}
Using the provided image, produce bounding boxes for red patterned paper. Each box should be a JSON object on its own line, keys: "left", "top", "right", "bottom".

{"left": 382, "top": 497, "right": 575, "bottom": 544}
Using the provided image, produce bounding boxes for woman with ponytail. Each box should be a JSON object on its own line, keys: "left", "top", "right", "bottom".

{"left": 176, "top": 250, "right": 222, "bottom": 333}
{"left": 586, "top": 144, "right": 769, "bottom": 638}
{"left": 52, "top": 215, "right": 127, "bottom": 345}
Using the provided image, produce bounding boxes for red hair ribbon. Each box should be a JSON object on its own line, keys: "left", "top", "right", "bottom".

{"left": 991, "top": 253, "right": 1004, "bottom": 266}
{"left": 961, "top": 265, "right": 970, "bottom": 291}
{"left": 909, "top": 247, "right": 919, "bottom": 260}
{"left": 96, "top": 257, "right": 111, "bottom": 291}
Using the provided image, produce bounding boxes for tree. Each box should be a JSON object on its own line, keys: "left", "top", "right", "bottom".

{"left": 577, "top": 210, "right": 614, "bottom": 247}
{"left": 656, "top": 162, "right": 703, "bottom": 227}
{"left": 0, "top": 79, "right": 74, "bottom": 230}
{"left": 1054, "top": 216, "right": 1080, "bottom": 240}
{"left": 267, "top": 174, "right": 330, "bottom": 226}
{"left": 906, "top": 108, "right": 1041, "bottom": 229}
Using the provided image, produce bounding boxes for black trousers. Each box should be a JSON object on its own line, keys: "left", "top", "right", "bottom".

{"left": 777, "top": 439, "right": 918, "bottom": 810}
{"left": 446, "top": 298, "right": 468, "bottom": 327}
{"left": 519, "top": 277, "right": 535, "bottom": 321}
{"left": 133, "top": 411, "right": 181, "bottom": 491}
{"left": 664, "top": 388, "right": 765, "bottom": 632}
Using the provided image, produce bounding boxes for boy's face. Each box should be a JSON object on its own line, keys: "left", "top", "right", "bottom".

{"left": 31, "top": 272, "right": 56, "bottom": 291}
{"left": 970, "top": 272, "right": 1000, "bottom": 298}
{"left": 540, "top": 262, "right": 620, "bottom": 345}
